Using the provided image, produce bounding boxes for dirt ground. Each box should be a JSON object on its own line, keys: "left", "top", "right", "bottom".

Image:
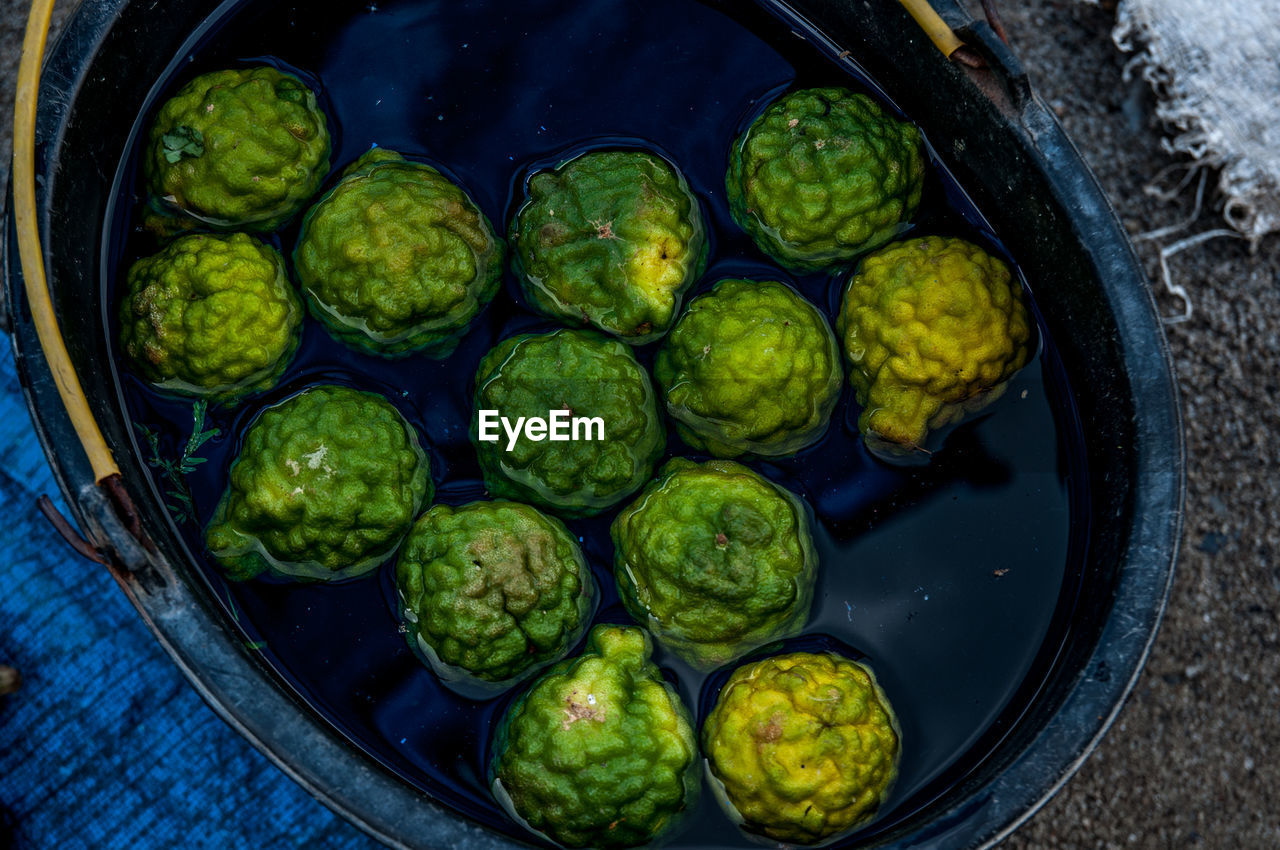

{"left": 0, "top": 0, "right": 1276, "bottom": 847}
{"left": 999, "top": 1, "right": 1280, "bottom": 847}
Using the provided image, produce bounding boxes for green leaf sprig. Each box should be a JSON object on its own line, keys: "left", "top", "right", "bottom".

{"left": 161, "top": 126, "right": 204, "bottom": 163}
{"left": 135, "top": 399, "right": 220, "bottom": 524}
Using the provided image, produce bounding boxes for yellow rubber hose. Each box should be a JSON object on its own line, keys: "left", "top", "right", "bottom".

{"left": 14, "top": 0, "right": 120, "bottom": 483}
{"left": 897, "top": 0, "right": 966, "bottom": 57}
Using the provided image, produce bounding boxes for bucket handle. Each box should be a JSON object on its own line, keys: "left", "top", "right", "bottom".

{"left": 13, "top": 0, "right": 149, "bottom": 566}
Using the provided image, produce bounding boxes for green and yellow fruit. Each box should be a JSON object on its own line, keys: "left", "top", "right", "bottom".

{"left": 611, "top": 459, "right": 817, "bottom": 669}
{"left": 395, "top": 500, "right": 596, "bottom": 694}
{"left": 727, "top": 87, "right": 924, "bottom": 272}
{"left": 205, "top": 385, "right": 430, "bottom": 581}
{"left": 472, "top": 330, "right": 665, "bottom": 517}
{"left": 703, "top": 652, "right": 901, "bottom": 844}
{"left": 145, "top": 66, "right": 331, "bottom": 231}
{"left": 511, "top": 149, "right": 707, "bottom": 344}
{"left": 836, "top": 236, "right": 1034, "bottom": 458}
{"left": 294, "top": 148, "right": 504, "bottom": 358}
{"left": 491, "top": 625, "right": 698, "bottom": 849}
{"left": 655, "top": 279, "right": 842, "bottom": 458}
{"left": 119, "top": 232, "right": 302, "bottom": 402}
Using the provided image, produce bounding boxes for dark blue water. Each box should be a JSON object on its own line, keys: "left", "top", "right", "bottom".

{"left": 102, "top": 0, "right": 1090, "bottom": 846}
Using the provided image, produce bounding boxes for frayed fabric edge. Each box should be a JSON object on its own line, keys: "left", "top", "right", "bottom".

{"left": 1110, "top": 7, "right": 1279, "bottom": 246}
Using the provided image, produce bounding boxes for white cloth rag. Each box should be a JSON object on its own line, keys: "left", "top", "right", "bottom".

{"left": 1095, "top": 0, "right": 1280, "bottom": 242}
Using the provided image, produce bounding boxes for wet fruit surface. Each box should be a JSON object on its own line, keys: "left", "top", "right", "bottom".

{"left": 611, "top": 458, "right": 817, "bottom": 669}
{"left": 295, "top": 148, "right": 504, "bottom": 358}
{"left": 205, "top": 385, "right": 431, "bottom": 581}
{"left": 145, "top": 66, "right": 330, "bottom": 231}
{"left": 472, "top": 329, "right": 665, "bottom": 517}
{"left": 118, "top": 232, "right": 302, "bottom": 401}
{"left": 726, "top": 87, "right": 925, "bottom": 272}
{"left": 491, "top": 625, "right": 699, "bottom": 849}
{"left": 107, "top": 0, "right": 1088, "bottom": 845}
{"left": 512, "top": 149, "right": 707, "bottom": 344}
{"left": 395, "top": 499, "right": 595, "bottom": 691}
{"left": 837, "top": 236, "right": 1035, "bottom": 459}
{"left": 703, "top": 652, "right": 900, "bottom": 844}
{"left": 655, "top": 279, "right": 842, "bottom": 458}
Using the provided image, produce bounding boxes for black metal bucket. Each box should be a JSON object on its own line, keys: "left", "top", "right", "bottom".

{"left": 2, "top": 0, "right": 1183, "bottom": 847}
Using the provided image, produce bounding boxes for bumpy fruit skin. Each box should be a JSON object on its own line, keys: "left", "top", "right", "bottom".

{"left": 726, "top": 87, "right": 925, "bottom": 272}
{"left": 145, "top": 67, "right": 331, "bottom": 231}
{"left": 611, "top": 459, "right": 816, "bottom": 669}
{"left": 205, "top": 385, "right": 431, "bottom": 581}
{"left": 511, "top": 150, "right": 707, "bottom": 344}
{"left": 395, "top": 500, "right": 596, "bottom": 694}
{"left": 491, "top": 625, "right": 698, "bottom": 849}
{"left": 118, "top": 233, "right": 302, "bottom": 402}
{"left": 294, "top": 149, "right": 504, "bottom": 358}
{"left": 836, "top": 236, "right": 1034, "bottom": 458}
{"left": 655, "top": 279, "right": 842, "bottom": 458}
{"left": 472, "top": 330, "right": 665, "bottom": 517}
{"left": 703, "top": 653, "right": 901, "bottom": 844}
